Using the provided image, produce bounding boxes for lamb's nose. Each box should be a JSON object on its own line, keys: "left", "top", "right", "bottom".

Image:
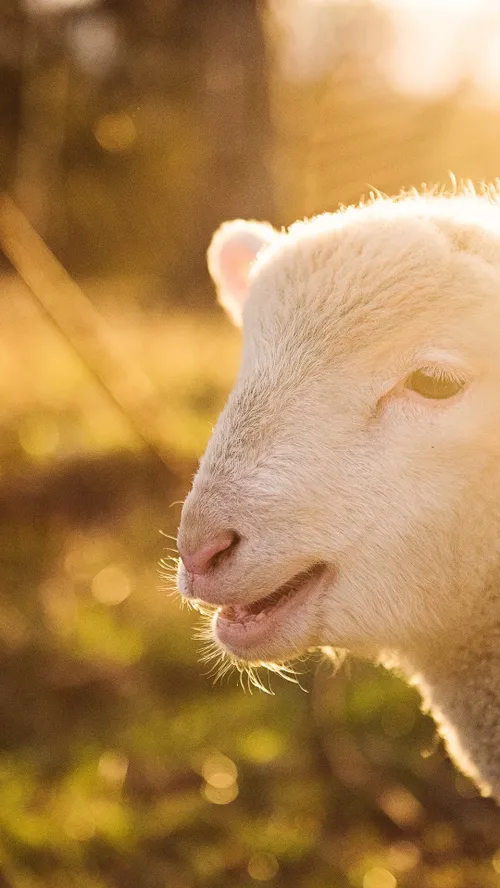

{"left": 178, "top": 531, "right": 239, "bottom": 575}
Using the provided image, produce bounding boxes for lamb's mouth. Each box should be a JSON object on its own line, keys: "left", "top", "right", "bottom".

{"left": 213, "top": 562, "right": 328, "bottom": 656}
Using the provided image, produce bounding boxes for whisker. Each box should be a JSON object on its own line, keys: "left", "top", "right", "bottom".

{"left": 159, "top": 555, "right": 180, "bottom": 568}
{"left": 191, "top": 614, "right": 311, "bottom": 695}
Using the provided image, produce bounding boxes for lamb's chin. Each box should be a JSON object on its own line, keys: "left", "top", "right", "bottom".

{"left": 211, "top": 562, "right": 330, "bottom": 661}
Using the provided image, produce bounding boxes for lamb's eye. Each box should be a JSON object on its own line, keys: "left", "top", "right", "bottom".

{"left": 404, "top": 369, "right": 465, "bottom": 400}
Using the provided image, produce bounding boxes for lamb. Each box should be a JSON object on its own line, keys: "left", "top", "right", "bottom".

{"left": 176, "top": 186, "right": 500, "bottom": 801}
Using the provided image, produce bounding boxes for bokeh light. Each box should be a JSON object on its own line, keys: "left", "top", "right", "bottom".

{"left": 363, "top": 867, "right": 397, "bottom": 888}
{"left": 247, "top": 852, "right": 280, "bottom": 882}
{"left": 94, "top": 113, "right": 137, "bottom": 154}
{"left": 91, "top": 564, "right": 132, "bottom": 605}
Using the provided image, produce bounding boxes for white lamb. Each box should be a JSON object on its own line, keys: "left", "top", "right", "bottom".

{"left": 176, "top": 186, "right": 500, "bottom": 801}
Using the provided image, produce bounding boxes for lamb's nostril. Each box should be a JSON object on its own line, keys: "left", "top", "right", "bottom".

{"left": 179, "top": 531, "right": 239, "bottom": 576}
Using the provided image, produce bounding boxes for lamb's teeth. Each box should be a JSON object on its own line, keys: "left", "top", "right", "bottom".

{"left": 255, "top": 610, "right": 267, "bottom": 622}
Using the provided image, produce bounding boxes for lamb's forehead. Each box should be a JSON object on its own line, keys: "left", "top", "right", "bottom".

{"left": 247, "top": 196, "right": 500, "bottom": 360}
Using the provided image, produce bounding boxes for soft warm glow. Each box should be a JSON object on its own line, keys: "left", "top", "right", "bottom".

{"left": 68, "top": 14, "right": 119, "bottom": 75}
{"left": 363, "top": 867, "right": 397, "bottom": 888}
{"left": 98, "top": 751, "right": 129, "bottom": 786}
{"left": 201, "top": 752, "right": 238, "bottom": 788}
{"left": 24, "top": 0, "right": 97, "bottom": 11}
{"left": 202, "top": 781, "right": 239, "bottom": 805}
{"left": 377, "top": 786, "right": 423, "bottom": 828}
{"left": 91, "top": 564, "right": 131, "bottom": 605}
{"left": 271, "top": 0, "right": 500, "bottom": 102}
{"left": 387, "top": 841, "right": 421, "bottom": 873}
{"left": 18, "top": 415, "right": 59, "bottom": 459}
{"left": 247, "top": 852, "right": 279, "bottom": 882}
{"left": 94, "top": 114, "right": 137, "bottom": 154}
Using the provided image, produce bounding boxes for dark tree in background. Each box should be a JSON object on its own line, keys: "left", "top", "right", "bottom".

{"left": 0, "top": 0, "right": 273, "bottom": 304}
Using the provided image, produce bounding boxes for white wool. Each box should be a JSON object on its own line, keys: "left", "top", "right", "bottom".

{"left": 178, "top": 186, "right": 500, "bottom": 800}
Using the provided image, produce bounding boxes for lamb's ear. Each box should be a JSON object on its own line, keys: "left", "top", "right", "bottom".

{"left": 207, "top": 220, "right": 277, "bottom": 325}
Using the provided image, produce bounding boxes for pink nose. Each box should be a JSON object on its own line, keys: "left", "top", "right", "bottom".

{"left": 179, "top": 531, "right": 238, "bottom": 575}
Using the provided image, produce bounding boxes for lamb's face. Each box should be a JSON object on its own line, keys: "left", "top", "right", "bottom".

{"left": 177, "top": 199, "right": 500, "bottom": 666}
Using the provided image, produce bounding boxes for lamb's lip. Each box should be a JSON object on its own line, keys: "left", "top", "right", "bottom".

{"left": 219, "top": 563, "right": 327, "bottom": 621}
{"left": 213, "top": 562, "right": 329, "bottom": 655}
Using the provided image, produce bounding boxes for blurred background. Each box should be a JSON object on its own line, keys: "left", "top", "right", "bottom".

{"left": 2, "top": 0, "right": 500, "bottom": 886}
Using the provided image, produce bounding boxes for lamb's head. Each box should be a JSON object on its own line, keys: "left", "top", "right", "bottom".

{"left": 177, "top": 195, "right": 500, "bottom": 669}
